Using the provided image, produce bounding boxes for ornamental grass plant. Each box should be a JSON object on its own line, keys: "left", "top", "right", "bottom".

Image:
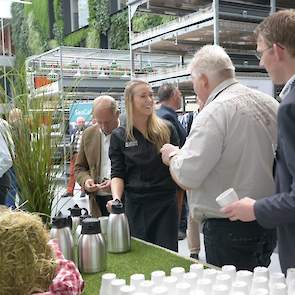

{"left": 0, "top": 67, "right": 66, "bottom": 224}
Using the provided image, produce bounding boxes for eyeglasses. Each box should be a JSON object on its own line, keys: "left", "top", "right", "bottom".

{"left": 255, "top": 46, "right": 273, "bottom": 60}
{"left": 256, "top": 43, "right": 285, "bottom": 60}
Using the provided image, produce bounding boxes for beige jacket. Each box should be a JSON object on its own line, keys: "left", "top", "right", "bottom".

{"left": 170, "top": 79, "right": 279, "bottom": 221}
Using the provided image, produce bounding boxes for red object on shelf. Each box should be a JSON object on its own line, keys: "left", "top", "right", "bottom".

{"left": 34, "top": 76, "right": 53, "bottom": 89}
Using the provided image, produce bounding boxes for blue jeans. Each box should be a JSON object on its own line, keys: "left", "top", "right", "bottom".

{"left": 203, "top": 218, "right": 277, "bottom": 271}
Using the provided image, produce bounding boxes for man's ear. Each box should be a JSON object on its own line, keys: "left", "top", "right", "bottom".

{"left": 273, "top": 43, "right": 285, "bottom": 61}
{"left": 201, "top": 74, "right": 209, "bottom": 89}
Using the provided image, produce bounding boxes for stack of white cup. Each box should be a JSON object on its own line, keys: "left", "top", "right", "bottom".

{"left": 99, "top": 265, "right": 295, "bottom": 295}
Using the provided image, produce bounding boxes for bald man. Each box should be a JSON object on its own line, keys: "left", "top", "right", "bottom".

{"left": 74, "top": 96, "right": 119, "bottom": 217}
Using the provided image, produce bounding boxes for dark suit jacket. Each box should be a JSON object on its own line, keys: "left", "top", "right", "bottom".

{"left": 157, "top": 105, "right": 187, "bottom": 147}
{"left": 74, "top": 125, "right": 102, "bottom": 217}
{"left": 255, "top": 83, "right": 295, "bottom": 273}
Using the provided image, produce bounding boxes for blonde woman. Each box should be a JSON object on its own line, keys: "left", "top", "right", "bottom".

{"left": 108, "top": 79, "right": 179, "bottom": 251}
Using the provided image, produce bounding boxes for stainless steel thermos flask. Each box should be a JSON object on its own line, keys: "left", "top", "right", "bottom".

{"left": 50, "top": 213, "right": 74, "bottom": 260}
{"left": 78, "top": 218, "right": 106, "bottom": 273}
{"left": 107, "top": 199, "right": 131, "bottom": 253}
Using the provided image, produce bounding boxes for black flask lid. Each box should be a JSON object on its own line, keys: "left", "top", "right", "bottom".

{"left": 81, "top": 218, "right": 101, "bottom": 234}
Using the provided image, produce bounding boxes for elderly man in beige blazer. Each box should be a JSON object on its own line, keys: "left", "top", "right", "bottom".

{"left": 75, "top": 95, "right": 119, "bottom": 217}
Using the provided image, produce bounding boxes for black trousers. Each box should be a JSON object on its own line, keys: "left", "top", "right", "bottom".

{"left": 95, "top": 195, "right": 113, "bottom": 216}
{"left": 0, "top": 172, "right": 10, "bottom": 205}
{"left": 125, "top": 191, "right": 178, "bottom": 252}
{"left": 203, "top": 218, "right": 277, "bottom": 271}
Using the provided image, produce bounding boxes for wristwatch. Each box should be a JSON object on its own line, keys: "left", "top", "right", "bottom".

{"left": 168, "top": 150, "right": 178, "bottom": 160}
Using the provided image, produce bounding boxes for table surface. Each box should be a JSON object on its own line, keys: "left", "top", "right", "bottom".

{"left": 81, "top": 238, "right": 202, "bottom": 294}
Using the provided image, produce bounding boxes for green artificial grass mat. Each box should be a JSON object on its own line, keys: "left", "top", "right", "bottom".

{"left": 82, "top": 238, "right": 196, "bottom": 294}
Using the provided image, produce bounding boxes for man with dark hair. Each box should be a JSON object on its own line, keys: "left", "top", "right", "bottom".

{"left": 157, "top": 84, "right": 187, "bottom": 147}
{"left": 157, "top": 83, "right": 188, "bottom": 241}
{"left": 222, "top": 9, "right": 295, "bottom": 273}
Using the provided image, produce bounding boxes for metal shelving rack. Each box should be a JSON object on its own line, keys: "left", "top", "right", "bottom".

{"left": 128, "top": 0, "right": 295, "bottom": 110}
{"left": 26, "top": 46, "right": 181, "bottom": 182}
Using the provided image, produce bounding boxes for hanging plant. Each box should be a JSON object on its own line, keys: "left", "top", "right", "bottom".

{"left": 27, "top": 12, "right": 46, "bottom": 55}
{"left": 53, "top": 0, "right": 64, "bottom": 44}
{"left": 11, "top": 3, "right": 31, "bottom": 62}
{"left": 96, "top": 0, "right": 110, "bottom": 35}
{"left": 109, "top": 10, "right": 129, "bottom": 49}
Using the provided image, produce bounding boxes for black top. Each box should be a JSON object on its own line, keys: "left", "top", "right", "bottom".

{"left": 109, "top": 123, "right": 179, "bottom": 195}
{"left": 157, "top": 105, "right": 187, "bottom": 147}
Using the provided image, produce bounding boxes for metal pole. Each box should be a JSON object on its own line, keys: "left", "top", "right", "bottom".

{"left": 213, "top": 0, "right": 219, "bottom": 45}
{"left": 128, "top": 5, "right": 135, "bottom": 77}
{"left": 270, "top": 0, "right": 276, "bottom": 14}
{"left": 59, "top": 47, "right": 67, "bottom": 187}
{"left": 1, "top": 18, "right": 7, "bottom": 101}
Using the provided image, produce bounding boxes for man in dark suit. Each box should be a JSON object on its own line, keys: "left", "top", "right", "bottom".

{"left": 222, "top": 9, "right": 295, "bottom": 274}
{"left": 157, "top": 83, "right": 188, "bottom": 240}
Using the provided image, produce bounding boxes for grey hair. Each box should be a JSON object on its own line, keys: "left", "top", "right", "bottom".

{"left": 93, "top": 95, "right": 118, "bottom": 114}
{"left": 189, "top": 45, "right": 235, "bottom": 78}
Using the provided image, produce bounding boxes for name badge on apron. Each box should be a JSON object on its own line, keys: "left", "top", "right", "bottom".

{"left": 125, "top": 140, "right": 138, "bottom": 148}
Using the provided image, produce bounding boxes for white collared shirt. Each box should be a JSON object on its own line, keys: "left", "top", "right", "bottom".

{"left": 98, "top": 131, "right": 111, "bottom": 196}
{"left": 279, "top": 73, "right": 295, "bottom": 100}
{"left": 204, "top": 78, "right": 238, "bottom": 107}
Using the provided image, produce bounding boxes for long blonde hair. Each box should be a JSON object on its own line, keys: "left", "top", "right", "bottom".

{"left": 124, "top": 79, "right": 170, "bottom": 151}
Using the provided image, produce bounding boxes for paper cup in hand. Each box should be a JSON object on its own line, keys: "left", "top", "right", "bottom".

{"left": 216, "top": 188, "right": 239, "bottom": 208}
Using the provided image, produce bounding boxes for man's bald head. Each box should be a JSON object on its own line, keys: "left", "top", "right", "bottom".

{"left": 92, "top": 95, "right": 119, "bottom": 135}
{"left": 93, "top": 95, "right": 118, "bottom": 114}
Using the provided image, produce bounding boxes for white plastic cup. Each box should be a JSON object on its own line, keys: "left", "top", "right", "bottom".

{"left": 197, "top": 278, "right": 212, "bottom": 293}
{"left": 120, "top": 285, "right": 136, "bottom": 294}
{"left": 151, "top": 270, "right": 166, "bottom": 285}
{"left": 99, "top": 216, "right": 109, "bottom": 236}
{"left": 222, "top": 265, "right": 236, "bottom": 281}
{"left": 231, "top": 281, "right": 249, "bottom": 294}
{"left": 216, "top": 273, "right": 232, "bottom": 288}
{"left": 236, "top": 270, "right": 253, "bottom": 285}
{"left": 100, "top": 273, "right": 116, "bottom": 295}
{"left": 203, "top": 268, "right": 217, "bottom": 282}
{"left": 251, "top": 276, "right": 269, "bottom": 291}
{"left": 183, "top": 272, "right": 198, "bottom": 289}
{"left": 139, "top": 280, "right": 155, "bottom": 292}
{"left": 111, "top": 279, "right": 126, "bottom": 295}
{"left": 163, "top": 276, "right": 178, "bottom": 293}
{"left": 212, "top": 284, "right": 229, "bottom": 295}
{"left": 130, "top": 274, "right": 145, "bottom": 288}
{"left": 254, "top": 266, "right": 269, "bottom": 279}
{"left": 270, "top": 282, "right": 287, "bottom": 295}
{"left": 190, "top": 291, "right": 205, "bottom": 295}
{"left": 216, "top": 188, "right": 239, "bottom": 207}
{"left": 269, "top": 273, "right": 285, "bottom": 287}
{"left": 152, "top": 286, "right": 168, "bottom": 294}
{"left": 250, "top": 288, "right": 269, "bottom": 295}
{"left": 176, "top": 282, "right": 191, "bottom": 294}
{"left": 190, "top": 263, "right": 204, "bottom": 277}
{"left": 171, "top": 267, "right": 185, "bottom": 281}
{"left": 287, "top": 268, "right": 295, "bottom": 286}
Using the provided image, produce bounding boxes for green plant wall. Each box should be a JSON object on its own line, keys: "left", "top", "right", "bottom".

{"left": 11, "top": 0, "right": 174, "bottom": 66}
{"left": 24, "top": 0, "right": 49, "bottom": 40}
{"left": 109, "top": 10, "right": 129, "bottom": 50}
